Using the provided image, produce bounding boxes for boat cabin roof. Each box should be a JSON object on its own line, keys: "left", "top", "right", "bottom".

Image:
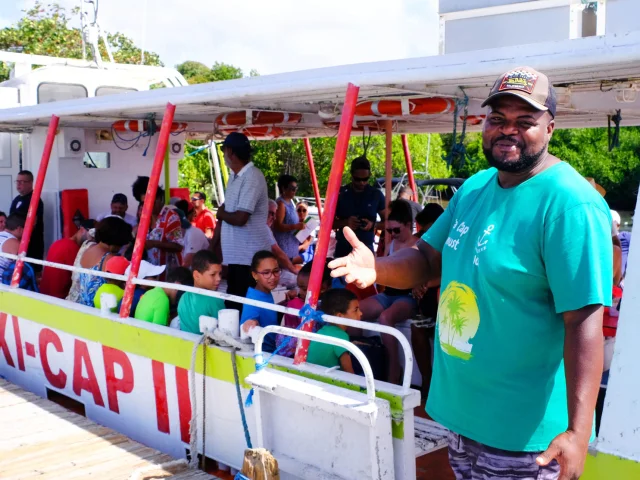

{"left": 0, "top": 32, "right": 639, "bottom": 137}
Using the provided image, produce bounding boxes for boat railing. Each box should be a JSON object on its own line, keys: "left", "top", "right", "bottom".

{"left": 254, "top": 325, "right": 377, "bottom": 403}
{"left": 0, "top": 251, "right": 414, "bottom": 393}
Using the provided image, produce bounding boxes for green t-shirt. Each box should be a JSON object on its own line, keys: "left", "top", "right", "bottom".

{"left": 93, "top": 283, "right": 124, "bottom": 312}
{"left": 177, "top": 291, "right": 226, "bottom": 335}
{"left": 423, "top": 162, "right": 612, "bottom": 452}
{"left": 134, "top": 287, "right": 170, "bottom": 326}
{"left": 307, "top": 325, "right": 350, "bottom": 369}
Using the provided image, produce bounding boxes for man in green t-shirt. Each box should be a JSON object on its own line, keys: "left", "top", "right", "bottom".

{"left": 329, "top": 67, "right": 612, "bottom": 480}
{"left": 135, "top": 267, "right": 192, "bottom": 326}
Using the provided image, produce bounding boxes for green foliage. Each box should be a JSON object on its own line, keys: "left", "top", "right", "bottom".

{"left": 0, "top": 2, "right": 162, "bottom": 81}
{"left": 176, "top": 60, "right": 249, "bottom": 84}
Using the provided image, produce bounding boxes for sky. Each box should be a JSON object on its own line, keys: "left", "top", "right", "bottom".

{"left": 0, "top": 0, "right": 441, "bottom": 76}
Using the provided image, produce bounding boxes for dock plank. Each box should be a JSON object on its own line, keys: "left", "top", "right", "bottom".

{"left": 0, "top": 379, "right": 215, "bottom": 480}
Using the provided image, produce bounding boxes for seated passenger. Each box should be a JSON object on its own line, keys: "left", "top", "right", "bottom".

{"left": 94, "top": 256, "right": 130, "bottom": 312}
{"left": 241, "top": 251, "right": 281, "bottom": 353}
{"left": 175, "top": 200, "right": 210, "bottom": 267}
{"left": 359, "top": 199, "right": 418, "bottom": 384}
{"left": 0, "top": 213, "right": 25, "bottom": 279}
{"left": 76, "top": 216, "right": 132, "bottom": 307}
{"left": 166, "top": 266, "right": 194, "bottom": 323}
{"left": 178, "top": 250, "right": 225, "bottom": 334}
{"left": 0, "top": 211, "right": 6, "bottom": 232}
{"left": 117, "top": 260, "right": 166, "bottom": 316}
{"left": 307, "top": 289, "right": 360, "bottom": 373}
{"left": 41, "top": 220, "right": 94, "bottom": 299}
{"left": 97, "top": 193, "right": 137, "bottom": 227}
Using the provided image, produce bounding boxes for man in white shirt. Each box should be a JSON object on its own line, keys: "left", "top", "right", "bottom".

{"left": 97, "top": 193, "right": 137, "bottom": 227}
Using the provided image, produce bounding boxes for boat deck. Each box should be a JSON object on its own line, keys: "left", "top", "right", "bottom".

{"left": 0, "top": 379, "right": 216, "bottom": 480}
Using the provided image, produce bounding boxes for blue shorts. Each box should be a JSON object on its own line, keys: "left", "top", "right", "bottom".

{"left": 373, "top": 292, "right": 417, "bottom": 310}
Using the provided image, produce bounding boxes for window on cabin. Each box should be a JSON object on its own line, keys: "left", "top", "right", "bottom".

{"left": 83, "top": 152, "right": 110, "bottom": 169}
{"left": 37, "top": 83, "right": 88, "bottom": 104}
{"left": 95, "top": 86, "right": 138, "bottom": 97}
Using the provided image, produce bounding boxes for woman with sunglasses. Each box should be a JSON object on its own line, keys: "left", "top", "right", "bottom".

{"left": 359, "top": 199, "right": 418, "bottom": 384}
{"left": 296, "top": 201, "right": 315, "bottom": 262}
{"left": 273, "top": 174, "right": 305, "bottom": 261}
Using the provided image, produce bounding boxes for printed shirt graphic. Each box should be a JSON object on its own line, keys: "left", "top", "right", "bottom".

{"left": 423, "top": 162, "right": 612, "bottom": 452}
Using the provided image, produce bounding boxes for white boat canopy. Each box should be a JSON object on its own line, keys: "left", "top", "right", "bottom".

{"left": 1, "top": 32, "right": 640, "bottom": 138}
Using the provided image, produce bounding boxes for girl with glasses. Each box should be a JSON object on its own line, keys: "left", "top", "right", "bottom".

{"left": 358, "top": 199, "right": 418, "bottom": 384}
{"left": 241, "top": 250, "right": 282, "bottom": 352}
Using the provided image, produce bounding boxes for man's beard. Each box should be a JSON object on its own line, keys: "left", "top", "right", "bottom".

{"left": 484, "top": 137, "right": 547, "bottom": 173}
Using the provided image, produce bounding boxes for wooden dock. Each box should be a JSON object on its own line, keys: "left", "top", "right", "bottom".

{"left": 0, "top": 379, "right": 216, "bottom": 480}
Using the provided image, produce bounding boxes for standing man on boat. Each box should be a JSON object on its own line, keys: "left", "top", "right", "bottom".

{"left": 97, "top": 193, "right": 137, "bottom": 227}
{"left": 332, "top": 156, "right": 386, "bottom": 258}
{"left": 216, "top": 132, "right": 271, "bottom": 311}
{"left": 330, "top": 67, "right": 612, "bottom": 480}
{"left": 10, "top": 170, "right": 44, "bottom": 271}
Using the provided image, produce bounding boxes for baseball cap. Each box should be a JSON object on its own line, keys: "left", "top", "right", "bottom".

{"left": 112, "top": 193, "right": 128, "bottom": 205}
{"left": 105, "top": 256, "right": 130, "bottom": 275}
{"left": 221, "top": 132, "right": 252, "bottom": 158}
{"left": 482, "top": 66, "right": 557, "bottom": 118}
{"left": 125, "top": 260, "right": 166, "bottom": 279}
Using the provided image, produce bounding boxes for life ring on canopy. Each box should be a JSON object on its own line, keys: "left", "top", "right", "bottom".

{"left": 355, "top": 97, "right": 455, "bottom": 117}
{"left": 112, "top": 120, "right": 188, "bottom": 133}
{"left": 463, "top": 115, "right": 486, "bottom": 126}
{"left": 220, "top": 126, "right": 284, "bottom": 138}
{"left": 215, "top": 111, "right": 302, "bottom": 127}
{"left": 323, "top": 120, "right": 396, "bottom": 132}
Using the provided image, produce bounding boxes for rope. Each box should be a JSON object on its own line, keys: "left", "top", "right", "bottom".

{"left": 201, "top": 329, "right": 207, "bottom": 471}
{"left": 188, "top": 332, "right": 208, "bottom": 469}
{"left": 443, "top": 89, "right": 472, "bottom": 169}
{"left": 231, "top": 351, "right": 253, "bottom": 449}
{"left": 608, "top": 110, "right": 622, "bottom": 152}
{"left": 245, "top": 304, "right": 325, "bottom": 408}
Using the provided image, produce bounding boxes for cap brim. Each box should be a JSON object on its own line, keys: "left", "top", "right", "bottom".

{"left": 481, "top": 91, "right": 548, "bottom": 111}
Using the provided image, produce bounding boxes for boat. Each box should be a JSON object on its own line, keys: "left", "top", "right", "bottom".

{"left": 1, "top": 1, "right": 640, "bottom": 478}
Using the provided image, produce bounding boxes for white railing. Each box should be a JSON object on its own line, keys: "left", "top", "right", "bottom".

{"left": 0, "top": 251, "right": 414, "bottom": 393}
{"left": 254, "top": 325, "right": 377, "bottom": 404}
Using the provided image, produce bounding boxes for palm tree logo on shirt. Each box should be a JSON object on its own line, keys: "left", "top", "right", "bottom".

{"left": 437, "top": 281, "right": 480, "bottom": 360}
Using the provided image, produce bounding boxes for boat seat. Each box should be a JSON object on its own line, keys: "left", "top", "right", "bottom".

{"left": 414, "top": 417, "right": 449, "bottom": 457}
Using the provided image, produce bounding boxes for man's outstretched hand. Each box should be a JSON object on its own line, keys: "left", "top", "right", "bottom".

{"left": 536, "top": 430, "right": 588, "bottom": 480}
{"left": 327, "top": 227, "right": 377, "bottom": 289}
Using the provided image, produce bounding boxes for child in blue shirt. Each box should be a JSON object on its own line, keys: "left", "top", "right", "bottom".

{"left": 241, "top": 251, "right": 281, "bottom": 352}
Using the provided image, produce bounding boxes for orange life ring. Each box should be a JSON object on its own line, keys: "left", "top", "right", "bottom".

{"left": 112, "top": 120, "right": 188, "bottom": 133}
{"left": 463, "top": 115, "right": 486, "bottom": 126}
{"left": 220, "top": 126, "right": 284, "bottom": 138}
{"left": 355, "top": 97, "right": 455, "bottom": 117}
{"left": 323, "top": 120, "right": 396, "bottom": 132}
{"left": 215, "top": 111, "right": 302, "bottom": 127}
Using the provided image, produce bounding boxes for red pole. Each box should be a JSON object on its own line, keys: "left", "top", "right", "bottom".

{"left": 294, "top": 83, "right": 360, "bottom": 364}
{"left": 120, "top": 103, "right": 176, "bottom": 318}
{"left": 11, "top": 115, "right": 59, "bottom": 288}
{"left": 303, "top": 138, "right": 322, "bottom": 220}
{"left": 401, "top": 134, "right": 417, "bottom": 200}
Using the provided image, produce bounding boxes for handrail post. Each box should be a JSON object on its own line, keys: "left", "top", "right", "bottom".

{"left": 294, "top": 83, "right": 360, "bottom": 364}
{"left": 120, "top": 103, "right": 176, "bottom": 318}
{"left": 303, "top": 138, "right": 322, "bottom": 220}
{"left": 11, "top": 114, "right": 59, "bottom": 288}
{"left": 401, "top": 134, "right": 418, "bottom": 201}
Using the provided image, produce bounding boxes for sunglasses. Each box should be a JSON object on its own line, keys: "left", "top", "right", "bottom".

{"left": 255, "top": 268, "right": 281, "bottom": 278}
{"left": 191, "top": 197, "right": 203, "bottom": 202}
{"left": 386, "top": 227, "right": 402, "bottom": 234}
{"left": 268, "top": 210, "right": 276, "bottom": 216}
{"left": 297, "top": 208, "right": 307, "bottom": 213}
{"left": 352, "top": 176, "right": 370, "bottom": 183}
{"left": 287, "top": 185, "right": 299, "bottom": 191}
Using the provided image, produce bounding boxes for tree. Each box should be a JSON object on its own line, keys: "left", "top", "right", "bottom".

{"left": 0, "top": 2, "right": 162, "bottom": 81}
{"left": 176, "top": 60, "right": 248, "bottom": 84}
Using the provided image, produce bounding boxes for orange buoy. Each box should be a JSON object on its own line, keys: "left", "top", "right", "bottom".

{"left": 221, "top": 126, "right": 284, "bottom": 138}
{"left": 323, "top": 120, "right": 395, "bottom": 132}
{"left": 215, "top": 111, "right": 302, "bottom": 127}
{"left": 463, "top": 115, "right": 486, "bottom": 126}
{"left": 112, "top": 120, "right": 188, "bottom": 133}
{"left": 355, "top": 97, "right": 455, "bottom": 117}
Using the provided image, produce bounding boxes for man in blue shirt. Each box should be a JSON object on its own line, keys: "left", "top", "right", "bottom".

{"left": 330, "top": 67, "right": 612, "bottom": 480}
{"left": 332, "top": 156, "right": 386, "bottom": 258}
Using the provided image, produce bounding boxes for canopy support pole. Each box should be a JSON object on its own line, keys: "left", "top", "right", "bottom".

{"left": 120, "top": 103, "right": 176, "bottom": 318}
{"left": 303, "top": 138, "right": 322, "bottom": 220}
{"left": 401, "top": 134, "right": 417, "bottom": 201}
{"left": 164, "top": 147, "right": 171, "bottom": 205}
{"left": 211, "top": 141, "right": 226, "bottom": 205}
{"left": 384, "top": 120, "right": 393, "bottom": 255}
{"left": 10, "top": 115, "right": 59, "bottom": 287}
{"left": 294, "top": 83, "right": 360, "bottom": 364}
